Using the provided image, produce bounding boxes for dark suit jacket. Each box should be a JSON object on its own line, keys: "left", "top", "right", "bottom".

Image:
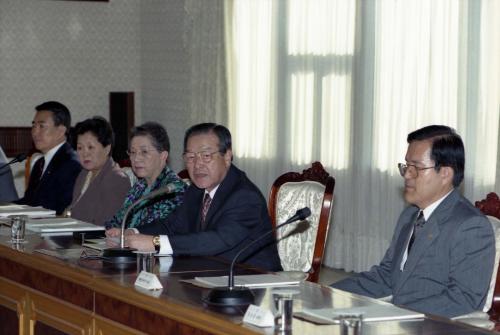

{"left": 332, "top": 189, "right": 495, "bottom": 318}
{"left": 140, "top": 165, "right": 282, "bottom": 271}
{"left": 17, "top": 142, "right": 81, "bottom": 214}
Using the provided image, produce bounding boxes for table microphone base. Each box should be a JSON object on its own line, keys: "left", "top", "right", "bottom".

{"left": 204, "top": 286, "right": 254, "bottom": 306}
{"left": 102, "top": 247, "right": 138, "bottom": 267}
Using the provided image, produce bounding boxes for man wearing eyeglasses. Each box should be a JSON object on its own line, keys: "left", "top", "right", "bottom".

{"left": 332, "top": 125, "right": 494, "bottom": 318}
{"left": 124, "top": 123, "right": 282, "bottom": 271}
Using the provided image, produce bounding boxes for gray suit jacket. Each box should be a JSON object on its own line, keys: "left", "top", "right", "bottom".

{"left": 332, "top": 189, "right": 495, "bottom": 318}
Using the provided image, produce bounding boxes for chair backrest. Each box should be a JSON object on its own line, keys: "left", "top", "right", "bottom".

{"left": 268, "top": 161, "right": 335, "bottom": 283}
{"left": 178, "top": 169, "right": 191, "bottom": 186}
{"left": 475, "top": 193, "right": 500, "bottom": 314}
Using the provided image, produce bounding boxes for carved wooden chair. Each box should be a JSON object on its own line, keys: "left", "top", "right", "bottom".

{"left": 476, "top": 193, "right": 500, "bottom": 327}
{"left": 268, "top": 161, "right": 335, "bottom": 283}
{"left": 456, "top": 192, "right": 500, "bottom": 330}
{"left": 177, "top": 169, "right": 191, "bottom": 186}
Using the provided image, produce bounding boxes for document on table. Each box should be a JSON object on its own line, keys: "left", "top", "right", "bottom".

{"left": 26, "top": 218, "right": 105, "bottom": 233}
{"left": 298, "top": 304, "right": 425, "bottom": 323}
{"left": 193, "top": 274, "right": 300, "bottom": 288}
{"left": 0, "top": 205, "right": 56, "bottom": 218}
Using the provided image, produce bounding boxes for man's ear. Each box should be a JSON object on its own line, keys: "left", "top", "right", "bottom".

{"left": 440, "top": 166, "right": 454, "bottom": 185}
{"left": 224, "top": 149, "right": 233, "bottom": 166}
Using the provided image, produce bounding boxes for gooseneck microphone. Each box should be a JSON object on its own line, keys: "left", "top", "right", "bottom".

{"left": 102, "top": 183, "right": 178, "bottom": 264}
{"left": 204, "top": 207, "right": 311, "bottom": 306}
{"left": 0, "top": 153, "right": 28, "bottom": 171}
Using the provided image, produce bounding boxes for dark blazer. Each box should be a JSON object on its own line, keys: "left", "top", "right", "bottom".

{"left": 17, "top": 142, "right": 81, "bottom": 214}
{"left": 140, "top": 165, "right": 282, "bottom": 271}
{"left": 332, "top": 189, "right": 495, "bottom": 318}
{"left": 70, "top": 158, "right": 130, "bottom": 226}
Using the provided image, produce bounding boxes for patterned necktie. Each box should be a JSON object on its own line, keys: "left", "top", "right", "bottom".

{"left": 200, "top": 193, "right": 212, "bottom": 230}
{"left": 407, "top": 210, "right": 425, "bottom": 254}
{"left": 29, "top": 157, "right": 45, "bottom": 189}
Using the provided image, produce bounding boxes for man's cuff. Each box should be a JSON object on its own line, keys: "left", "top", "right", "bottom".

{"left": 130, "top": 228, "right": 139, "bottom": 234}
{"left": 159, "top": 235, "right": 173, "bottom": 255}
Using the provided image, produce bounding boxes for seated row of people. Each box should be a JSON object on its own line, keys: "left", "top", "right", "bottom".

{"left": 7, "top": 100, "right": 496, "bottom": 320}
{"left": 14, "top": 100, "right": 282, "bottom": 271}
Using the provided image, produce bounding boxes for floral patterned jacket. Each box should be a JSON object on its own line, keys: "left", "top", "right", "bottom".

{"left": 105, "top": 165, "right": 186, "bottom": 229}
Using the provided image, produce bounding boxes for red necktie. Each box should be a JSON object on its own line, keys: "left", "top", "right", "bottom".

{"left": 29, "top": 157, "right": 45, "bottom": 189}
{"left": 200, "top": 194, "right": 212, "bottom": 230}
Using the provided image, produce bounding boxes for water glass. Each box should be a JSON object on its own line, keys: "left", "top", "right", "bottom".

{"left": 272, "top": 289, "right": 300, "bottom": 332}
{"left": 136, "top": 251, "right": 156, "bottom": 273}
{"left": 10, "top": 215, "right": 27, "bottom": 243}
{"left": 336, "top": 313, "right": 363, "bottom": 335}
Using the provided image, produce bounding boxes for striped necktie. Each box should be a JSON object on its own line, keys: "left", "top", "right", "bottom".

{"left": 200, "top": 193, "right": 212, "bottom": 230}
{"left": 407, "top": 210, "right": 425, "bottom": 254}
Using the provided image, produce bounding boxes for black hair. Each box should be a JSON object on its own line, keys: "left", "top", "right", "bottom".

{"left": 183, "top": 123, "right": 232, "bottom": 154}
{"left": 130, "top": 122, "right": 170, "bottom": 152}
{"left": 407, "top": 125, "right": 464, "bottom": 187}
{"left": 35, "top": 101, "right": 71, "bottom": 136}
{"left": 74, "top": 116, "right": 114, "bottom": 153}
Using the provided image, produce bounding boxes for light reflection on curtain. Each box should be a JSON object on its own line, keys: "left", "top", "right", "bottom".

{"left": 225, "top": 0, "right": 499, "bottom": 272}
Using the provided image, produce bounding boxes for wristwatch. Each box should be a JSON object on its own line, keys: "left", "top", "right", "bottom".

{"left": 152, "top": 235, "right": 161, "bottom": 252}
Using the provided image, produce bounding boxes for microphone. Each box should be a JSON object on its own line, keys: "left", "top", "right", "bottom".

{"left": 204, "top": 207, "right": 311, "bottom": 306}
{"left": 102, "top": 183, "right": 178, "bottom": 264}
{"left": 0, "top": 153, "right": 28, "bottom": 171}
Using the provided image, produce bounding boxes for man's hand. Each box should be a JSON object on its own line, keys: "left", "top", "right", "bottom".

{"left": 127, "top": 234, "right": 155, "bottom": 252}
{"left": 105, "top": 228, "right": 136, "bottom": 238}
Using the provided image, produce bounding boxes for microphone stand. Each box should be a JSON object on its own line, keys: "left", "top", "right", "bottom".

{"left": 204, "top": 207, "right": 311, "bottom": 306}
{"left": 102, "top": 184, "right": 177, "bottom": 266}
{"left": 0, "top": 153, "right": 28, "bottom": 172}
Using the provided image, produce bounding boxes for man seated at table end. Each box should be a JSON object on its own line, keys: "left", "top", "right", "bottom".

{"left": 331, "top": 125, "right": 495, "bottom": 318}
{"left": 107, "top": 122, "right": 282, "bottom": 272}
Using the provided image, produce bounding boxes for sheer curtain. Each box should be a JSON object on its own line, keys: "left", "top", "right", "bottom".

{"left": 184, "top": 0, "right": 228, "bottom": 125}
{"left": 225, "top": 0, "right": 500, "bottom": 272}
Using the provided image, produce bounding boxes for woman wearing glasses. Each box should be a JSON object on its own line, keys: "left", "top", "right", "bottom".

{"left": 105, "top": 122, "right": 186, "bottom": 232}
{"left": 66, "top": 116, "right": 131, "bottom": 225}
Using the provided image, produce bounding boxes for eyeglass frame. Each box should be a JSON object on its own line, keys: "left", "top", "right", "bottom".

{"left": 183, "top": 150, "right": 222, "bottom": 164}
{"left": 398, "top": 163, "right": 437, "bottom": 177}
{"left": 126, "top": 148, "right": 159, "bottom": 160}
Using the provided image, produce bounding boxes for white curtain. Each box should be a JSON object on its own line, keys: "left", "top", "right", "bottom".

{"left": 225, "top": 0, "right": 500, "bottom": 272}
{"left": 184, "top": 0, "right": 228, "bottom": 125}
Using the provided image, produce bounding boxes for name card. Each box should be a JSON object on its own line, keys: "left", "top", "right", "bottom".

{"left": 243, "top": 304, "right": 274, "bottom": 327}
{"left": 134, "top": 271, "right": 163, "bottom": 290}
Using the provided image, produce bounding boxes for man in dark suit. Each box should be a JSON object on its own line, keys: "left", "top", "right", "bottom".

{"left": 122, "top": 123, "right": 282, "bottom": 271}
{"left": 16, "top": 101, "right": 81, "bottom": 214}
{"left": 331, "top": 125, "right": 495, "bottom": 318}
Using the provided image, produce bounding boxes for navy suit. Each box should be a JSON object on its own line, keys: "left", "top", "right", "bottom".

{"left": 139, "top": 165, "right": 282, "bottom": 271}
{"left": 17, "top": 142, "right": 81, "bottom": 214}
{"left": 332, "top": 189, "right": 495, "bottom": 318}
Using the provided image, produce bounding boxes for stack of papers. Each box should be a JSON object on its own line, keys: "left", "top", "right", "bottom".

{"left": 0, "top": 205, "right": 56, "bottom": 218}
{"left": 299, "top": 305, "right": 425, "bottom": 323}
{"left": 194, "top": 274, "right": 300, "bottom": 288}
{"left": 27, "top": 218, "right": 105, "bottom": 233}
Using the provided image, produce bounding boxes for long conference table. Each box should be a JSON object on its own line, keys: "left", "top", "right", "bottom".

{"left": 0, "top": 226, "right": 497, "bottom": 335}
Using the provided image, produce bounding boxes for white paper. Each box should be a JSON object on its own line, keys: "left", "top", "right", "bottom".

{"left": 194, "top": 274, "right": 300, "bottom": 288}
{"left": 243, "top": 304, "right": 274, "bottom": 327}
{"left": 134, "top": 271, "right": 163, "bottom": 290}
{"left": 301, "top": 304, "right": 425, "bottom": 323}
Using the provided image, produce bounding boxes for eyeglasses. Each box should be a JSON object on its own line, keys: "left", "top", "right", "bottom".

{"left": 127, "top": 149, "right": 157, "bottom": 160}
{"left": 398, "top": 163, "right": 436, "bottom": 177}
{"left": 183, "top": 151, "right": 221, "bottom": 164}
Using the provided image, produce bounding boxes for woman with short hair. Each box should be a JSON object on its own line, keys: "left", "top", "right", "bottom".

{"left": 105, "top": 122, "right": 186, "bottom": 230}
{"left": 66, "top": 116, "right": 130, "bottom": 225}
